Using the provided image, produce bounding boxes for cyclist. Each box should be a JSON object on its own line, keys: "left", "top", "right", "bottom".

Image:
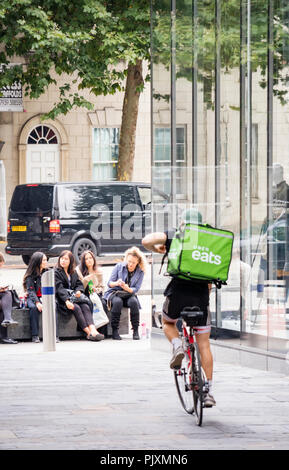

{"left": 142, "top": 208, "right": 216, "bottom": 407}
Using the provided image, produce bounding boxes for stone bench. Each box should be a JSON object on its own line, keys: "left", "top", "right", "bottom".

{"left": 7, "top": 307, "right": 130, "bottom": 341}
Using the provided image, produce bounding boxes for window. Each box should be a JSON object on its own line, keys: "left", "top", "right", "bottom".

{"left": 92, "top": 128, "right": 119, "bottom": 181}
{"left": 245, "top": 124, "right": 258, "bottom": 199}
{"left": 10, "top": 185, "right": 54, "bottom": 212}
{"left": 27, "top": 126, "right": 58, "bottom": 144}
{"left": 251, "top": 124, "right": 258, "bottom": 199}
{"left": 138, "top": 187, "right": 151, "bottom": 206}
{"left": 153, "top": 126, "right": 187, "bottom": 198}
{"left": 138, "top": 186, "right": 169, "bottom": 207}
{"left": 58, "top": 184, "right": 136, "bottom": 214}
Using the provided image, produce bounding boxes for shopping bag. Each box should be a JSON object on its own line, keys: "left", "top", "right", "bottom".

{"left": 90, "top": 292, "right": 109, "bottom": 328}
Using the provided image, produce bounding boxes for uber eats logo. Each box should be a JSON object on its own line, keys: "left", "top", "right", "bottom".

{"left": 191, "top": 244, "right": 221, "bottom": 265}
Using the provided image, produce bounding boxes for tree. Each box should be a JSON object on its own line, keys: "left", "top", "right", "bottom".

{"left": 0, "top": 0, "right": 150, "bottom": 180}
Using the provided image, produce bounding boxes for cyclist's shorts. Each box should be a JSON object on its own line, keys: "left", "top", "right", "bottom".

{"left": 162, "top": 291, "right": 211, "bottom": 335}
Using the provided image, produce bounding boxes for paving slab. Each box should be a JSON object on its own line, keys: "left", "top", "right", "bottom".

{"left": 0, "top": 337, "right": 289, "bottom": 451}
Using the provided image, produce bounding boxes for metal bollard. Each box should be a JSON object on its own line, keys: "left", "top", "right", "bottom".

{"left": 41, "top": 269, "right": 56, "bottom": 352}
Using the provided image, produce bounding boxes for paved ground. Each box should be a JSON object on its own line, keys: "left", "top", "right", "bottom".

{"left": 1, "top": 337, "right": 289, "bottom": 451}
{"left": 1, "top": 241, "right": 289, "bottom": 451}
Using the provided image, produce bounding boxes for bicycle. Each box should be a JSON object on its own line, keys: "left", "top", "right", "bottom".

{"left": 174, "top": 306, "right": 208, "bottom": 426}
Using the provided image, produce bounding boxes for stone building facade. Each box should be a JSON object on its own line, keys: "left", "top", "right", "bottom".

{"left": 0, "top": 69, "right": 151, "bottom": 235}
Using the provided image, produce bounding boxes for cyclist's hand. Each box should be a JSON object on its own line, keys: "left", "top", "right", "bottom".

{"left": 155, "top": 244, "right": 166, "bottom": 254}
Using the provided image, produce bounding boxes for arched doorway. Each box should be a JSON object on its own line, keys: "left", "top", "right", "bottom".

{"left": 18, "top": 116, "right": 69, "bottom": 184}
{"left": 26, "top": 125, "right": 60, "bottom": 183}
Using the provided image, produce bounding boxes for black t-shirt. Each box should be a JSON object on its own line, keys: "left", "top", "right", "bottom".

{"left": 126, "top": 269, "right": 135, "bottom": 286}
{"left": 163, "top": 229, "right": 209, "bottom": 304}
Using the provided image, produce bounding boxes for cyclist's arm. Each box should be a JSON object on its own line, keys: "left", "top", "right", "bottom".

{"left": 142, "top": 232, "right": 167, "bottom": 254}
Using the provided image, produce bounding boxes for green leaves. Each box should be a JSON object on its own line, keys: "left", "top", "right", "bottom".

{"left": 0, "top": 0, "right": 150, "bottom": 117}
{"left": 43, "top": 93, "right": 94, "bottom": 120}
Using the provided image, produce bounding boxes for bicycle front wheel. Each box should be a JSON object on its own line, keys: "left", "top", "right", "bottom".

{"left": 174, "top": 348, "right": 194, "bottom": 414}
{"left": 191, "top": 342, "right": 205, "bottom": 426}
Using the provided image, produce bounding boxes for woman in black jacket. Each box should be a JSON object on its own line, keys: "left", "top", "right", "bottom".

{"left": 23, "top": 252, "right": 48, "bottom": 342}
{"left": 54, "top": 250, "right": 104, "bottom": 341}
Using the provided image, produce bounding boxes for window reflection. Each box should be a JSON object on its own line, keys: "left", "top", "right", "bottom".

{"left": 151, "top": 0, "right": 289, "bottom": 356}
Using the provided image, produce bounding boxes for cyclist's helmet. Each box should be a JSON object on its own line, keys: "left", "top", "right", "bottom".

{"left": 181, "top": 208, "right": 202, "bottom": 224}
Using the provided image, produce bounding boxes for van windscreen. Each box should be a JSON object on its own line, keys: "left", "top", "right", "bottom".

{"left": 10, "top": 185, "right": 54, "bottom": 212}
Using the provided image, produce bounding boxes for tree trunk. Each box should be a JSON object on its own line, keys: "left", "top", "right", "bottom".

{"left": 117, "top": 60, "right": 143, "bottom": 181}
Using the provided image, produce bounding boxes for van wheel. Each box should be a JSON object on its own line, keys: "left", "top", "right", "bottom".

{"left": 72, "top": 238, "right": 97, "bottom": 264}
{"left": 22, "top": 255, "right": 31, "bottom": 266}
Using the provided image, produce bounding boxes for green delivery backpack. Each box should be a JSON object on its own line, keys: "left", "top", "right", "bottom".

{"left": 165, "top": 223, "right": 234, "bottom": 288}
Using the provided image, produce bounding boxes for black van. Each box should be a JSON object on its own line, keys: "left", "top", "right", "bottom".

{"left": 6, "top": 182, "right": 169, "bottom": 265}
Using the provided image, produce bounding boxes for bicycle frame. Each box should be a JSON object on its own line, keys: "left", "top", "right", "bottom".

{"left": 182, "top": 322, "right": 196, "bottom": 366}
{"left": 177, "top": 319, "right": 205, "bottom": 425}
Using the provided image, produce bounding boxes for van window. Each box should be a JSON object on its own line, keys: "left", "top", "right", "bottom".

{"left": 138, "top": 187, "right": 151, "bottom": 206}
{"left": 10, "top": 185, "right": 54, "bottom": 212}
{"left": 138, "top": 187, "right": 169, "bottom": 206}
{"left": 153, "top": 189, "right": 169, "bottom": 204}
{"left": 58, "top": 185, "right": 137, "bottom": 213}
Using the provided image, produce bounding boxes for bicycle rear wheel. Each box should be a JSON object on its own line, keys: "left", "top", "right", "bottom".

{"left": 174, "top": 346, "right": 194, "bottom": 414}
{"left": 191, "top": 342, "right": 205, "bottom": 426}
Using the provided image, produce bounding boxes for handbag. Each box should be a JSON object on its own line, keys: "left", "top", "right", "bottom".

{"left": 67, "top": 289, "right": 91, "bottom": 305}
{"left": 115, "top": 290, "right": 133, "bottom": 299}
{"left": 107, "top": 290, "right": 134, "bottom": 310}
{"left": 90, "top": 292, "right": 109, "bottom": 329}
{"left": 9, "top": 289, "right": 20, "bottom": 308}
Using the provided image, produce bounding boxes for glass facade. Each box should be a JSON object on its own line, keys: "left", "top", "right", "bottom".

{"left": 151, "top": 0, "right": 289, "bottom": 358}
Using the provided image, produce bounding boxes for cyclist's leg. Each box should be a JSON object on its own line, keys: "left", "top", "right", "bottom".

{"left": 195, "top": 329, "right": 216, "bottom": 406}
{"left": 162, "top": 296, "right": 180, "bottom": 341}
{"left": 162, "top": 297, "right": 184, "bottom": 369}
{"left": 195, "top": 330, "right": 213, "bottom": 380}
{"left": 162, "top": 317, "right": 179, "bottom": 342}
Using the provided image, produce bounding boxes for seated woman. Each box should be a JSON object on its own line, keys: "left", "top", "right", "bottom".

{"left": 0, "top": 253, "right": 18, "bottom": 344}
{"left": 76, "top": 250, "right": 108, "bottom": 337}
{"left": 103, "top": 246, "right": 147, "bottom": 340}
{"left": 55, "top": 250, "right": 104, "bottom": 341}
{"left": 23, "top": 252, "right": 48, "bottom": 343}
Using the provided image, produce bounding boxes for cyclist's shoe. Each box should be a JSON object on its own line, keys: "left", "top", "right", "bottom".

{"left": 170, "top": 345, "right": 185, "bottom": 369}
{"left": 203, "top": 392, "right": 216, "bottom": 407}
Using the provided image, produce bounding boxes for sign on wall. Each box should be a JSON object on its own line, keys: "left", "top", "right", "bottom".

{"left": 0, "top": 64, "right": 23, "bottom": 112}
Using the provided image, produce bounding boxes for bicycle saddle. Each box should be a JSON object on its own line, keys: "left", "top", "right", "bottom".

{"left": 180, "top": 306, "right": 204, "bottom": 326}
